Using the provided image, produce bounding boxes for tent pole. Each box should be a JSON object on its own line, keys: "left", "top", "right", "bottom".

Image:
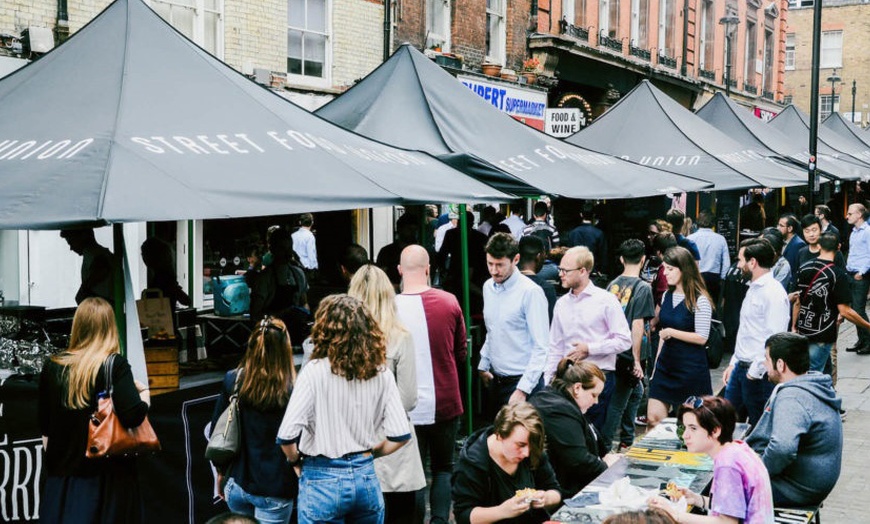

{"left": 459, "top": 204, "right": 473, "bottom": 435}
{"left": 113, "top": 223, "right": 127, "bottom": 356}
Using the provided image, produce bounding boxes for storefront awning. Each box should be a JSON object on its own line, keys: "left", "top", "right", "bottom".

{"left": 566, "top": 80, "right": 807, "bottom": 190}
{"left": 317, "top": 44, "right": 713, "bottom": 199}
{"left": 0, "top": 0, "right": 510, "bottom": 230}
{"left": 822, "top": 112, "right": 870, "bottom": 165}
{"left": 696, "top": 93, "right": 867, "bottom": 181}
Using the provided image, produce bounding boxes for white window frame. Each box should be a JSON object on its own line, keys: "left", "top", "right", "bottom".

{"left": 485, "top": 0, "right": 506, "bottom": 65}
{"left": 820, "top": 30, "right": 843, "bottom": 69}
{"left": 426, "top": 0, "right": 452, "bottom": 52}
{"left": 744, "top": 19, "right": 757, "bottom": 85}
{"left": 698, "top": 0, "right": 714, "bottom": 70}
{"left": 600, "top": 0, "right": 618, "bottom": 38}
{"left": 658, "top": 0, "right": 675, "bottom": 57}
{"left": 148, "top": 0, "right": 225, "bottom": 59}
{"left": 785, "top": 33, "right": 795, "bottom": 70}
{"left": 820, "top": 94, "right": 840, "bottom": 120}
{"left": 287, "top": 0, "right": 332, "bottom": 88}
{"left": 563, "top": 0, "right": 576, "bottom": 27}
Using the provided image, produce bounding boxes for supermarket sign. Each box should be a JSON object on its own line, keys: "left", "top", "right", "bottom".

{"left": 458, "top": 75, "right": 548, "bottom": 131}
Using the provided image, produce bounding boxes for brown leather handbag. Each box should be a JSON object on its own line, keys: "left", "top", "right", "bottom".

{"left": 86, "top": 354, "right": 161, "bottom": 459}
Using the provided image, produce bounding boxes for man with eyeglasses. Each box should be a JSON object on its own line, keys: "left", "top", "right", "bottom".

{"left": 478, "top": 233, "right": 550, "bottom": 409}
{"left": 545, "top": 246, "right": 632, "bottom": 432}
{"left": 845, "top": 203, "right": 870, "bottom": 353}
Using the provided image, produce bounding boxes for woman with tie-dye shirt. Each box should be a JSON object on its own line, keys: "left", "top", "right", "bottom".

{"left": 649, "top": 396, "right": 774, "bottom": 524}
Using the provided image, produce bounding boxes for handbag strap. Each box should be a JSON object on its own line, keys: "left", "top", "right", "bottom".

{"left": 801, "top": 263, "right": 835, "bottom": 301}
{"left": 102, "top": 353, "right": 117, "bottom": 397}
{"left": 229, "top": 369, "right": 242, "bottom": 399}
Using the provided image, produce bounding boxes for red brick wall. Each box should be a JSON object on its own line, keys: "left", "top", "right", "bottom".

{"left": 394, "top": 0, "right": 534, "bottom": 72}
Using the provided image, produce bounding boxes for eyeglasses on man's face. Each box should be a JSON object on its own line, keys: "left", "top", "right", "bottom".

{"left": 557, "top": 266, "right": 584, "bottom": 275}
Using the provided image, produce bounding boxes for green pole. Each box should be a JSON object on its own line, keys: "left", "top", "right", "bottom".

{"left": 458, "top": 204, "right": 473, "bottom": 435}
{"left": 112, "top": 223, "right": 126, "bottom": 356}
{"left": 188, "top": 220, "right": 195, "bottom": 304}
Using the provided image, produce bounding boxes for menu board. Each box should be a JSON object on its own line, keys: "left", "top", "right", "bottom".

{"left": 716, "top": 191, "right": 741, "bottom": 259}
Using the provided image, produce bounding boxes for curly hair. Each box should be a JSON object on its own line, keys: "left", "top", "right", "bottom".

{"left": 310, "top": 294, "right": 386, "bottom": 381}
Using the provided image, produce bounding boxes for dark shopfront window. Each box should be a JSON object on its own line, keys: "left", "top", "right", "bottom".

{"left": 202, "top": 211, "right": 353, "bottom": 289}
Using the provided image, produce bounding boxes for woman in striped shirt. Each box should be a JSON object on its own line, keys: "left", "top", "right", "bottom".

{"left": 278, "top": 294, "right": 411, "bottom": 524}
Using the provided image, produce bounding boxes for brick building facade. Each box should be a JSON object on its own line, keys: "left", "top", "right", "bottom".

{"left": 783, "top": 0, "right": 870, "bottom": 126}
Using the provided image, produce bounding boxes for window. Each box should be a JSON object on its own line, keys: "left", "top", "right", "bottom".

{"left": 658, "top": 0, "right": 676, "bottom": 57}
{"left": 288, "top": 0, "right": 329, "bottom": 81}
{"left": 763, "top": 29, "right": 774, "bottom": 92}
{"left": 788, "top": 0, "right": 813, "bottom": 8}
{"left": 486, "top": 0, "right": 506, "bottom": 64}
{"left": 426, "top": 0, "right": 451, "bottom": 51}
{"left": 785, "top": 34, "right": 795, "bottom": 70}
{"left": 782, "top": 94, "right": 793, "bottom": 105}
{"left": 744, "top": 20, "right": 757, "bottom": 85}
{"left": 630, "top": 0, "right": 649, "bottom": 48}
{"left": 820, "top": 95, "right": 840, "bottom": 120}
{"left": 600, "top": 0, "right": 619, "bottom": 38}
{"left": 151, "top": 0, "right": 224, "bottom": 57}
{"left": 563, "top": 0, "right": 587, "bottom": 28}
{"left": 820, "top": 30, "right": 843, "bottom": 69}
{"left": 699, "top": 0, "right": 714, "bottom": 69}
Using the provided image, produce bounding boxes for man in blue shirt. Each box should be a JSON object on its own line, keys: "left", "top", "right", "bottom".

{"left": 845, "top": 203, "right": 870, "bottom": 354}
{"left": 478, "top": 233, "right": 550, "bottom": 409}
{"left": 687, "top": 210, "right": 730, "bottom": 302}
{"left": 778, "top": 213, "right": 806, "bottom": 287}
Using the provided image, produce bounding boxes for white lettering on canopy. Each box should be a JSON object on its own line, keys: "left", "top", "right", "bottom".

{"left": 0, "top": 139, "right": 94, "bottom": 161}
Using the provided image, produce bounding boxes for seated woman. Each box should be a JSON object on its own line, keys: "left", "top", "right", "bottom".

{"left": 648, "top": 396, "right": 774, "bottom": 524}
{"left": 529, "top": 359, "right": 621, "bottom": 500}
{"left": 453, "top": 402, "right": 561, "bottom": 524}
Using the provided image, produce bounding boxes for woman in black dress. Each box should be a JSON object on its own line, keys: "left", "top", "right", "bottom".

{"left": 647, "top": 247, "right": 713, "bottom": 429}
{"left": 38, "top": 297, "right": 151, "bottom": 523}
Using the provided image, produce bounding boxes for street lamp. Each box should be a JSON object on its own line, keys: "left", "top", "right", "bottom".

{"left": 826, "top": 69, "right": 842, "bottom": 119}
{"left": 852, "top": 80, "right": 857, "bottom": 123}
{"left": 719, "top": 15, "right": 740, "bottom": 97}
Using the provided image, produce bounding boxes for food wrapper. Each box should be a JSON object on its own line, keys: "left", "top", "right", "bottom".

{"left": 597, "top": 477, "right": 688, "bottom": 513}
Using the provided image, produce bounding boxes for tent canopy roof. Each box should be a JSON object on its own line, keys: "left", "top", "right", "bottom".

{"left": 318, "top": 45, "right": 712, "bottom": 199}
{"left": 696, "top": 93, "right": 865, "bottom": 181}
{"left": 769, "top": 105, "right": 870, "bottom": 169}
{"left": 567, "top": 80, "right": 806, "bottom": 190}
{"left": 0, "top": 0, "right": 510, "bottom": 230}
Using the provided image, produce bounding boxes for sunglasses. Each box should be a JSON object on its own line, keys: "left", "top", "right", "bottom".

{"left": 684, "top": 396, "right": 704, "bottom": 409}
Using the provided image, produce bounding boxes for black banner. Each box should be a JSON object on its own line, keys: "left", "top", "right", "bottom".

{"left": 0, "top": 374, "right": 228, "bottom": 523}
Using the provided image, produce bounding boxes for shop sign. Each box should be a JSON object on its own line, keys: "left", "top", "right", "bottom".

{"left": 544, "top": 108, "right": 584, "bottom": 137}
{"left": 753, "top": 107, "right": 778, "bottom": 122}
{"left": 457, "top": 75, "right": 547, "bottom": 130}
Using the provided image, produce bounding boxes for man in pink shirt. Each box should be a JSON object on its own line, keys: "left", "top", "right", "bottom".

{"left": 546, "top": 246, "right": 632, "bottom": 432}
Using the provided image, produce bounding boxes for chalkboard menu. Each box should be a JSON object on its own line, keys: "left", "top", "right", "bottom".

{"left": 716, "top": 192, "right": 741, "bottom": 259}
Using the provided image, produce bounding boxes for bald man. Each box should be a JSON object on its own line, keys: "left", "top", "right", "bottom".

{"left": 396, "top": 245, "right": 467, "bottom": 524}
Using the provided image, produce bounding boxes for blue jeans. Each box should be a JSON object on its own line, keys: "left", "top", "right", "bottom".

{"left": 225, "top": 477, "right": 294, "bottom": 524}
{"left": 808, "top": 342, "right": 833, "bottom": 374}
{"left": 724, "top": 364, "right": 774, "bottom": 427}
{"left": 586, "top": 371, "right": 615, "bottom": 434}
{"left": 298, "top": 452, "right": 384, "bottom": 524}
{"left": 850, "top": 273, "right": 870, "bottom": 346}
{"left": 602, "top": 373, "right": 644, "bottom": 447}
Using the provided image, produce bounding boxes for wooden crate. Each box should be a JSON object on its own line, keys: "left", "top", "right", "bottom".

{"left": 145, "top": 344, "right": 179, "bottom": 395}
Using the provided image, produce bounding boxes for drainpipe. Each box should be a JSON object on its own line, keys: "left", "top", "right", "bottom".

{"left": 55, "top": 0, "right": 70, "bottom": 44}
{"left": 680, "top": 0, "right": 690, "bottom": 76}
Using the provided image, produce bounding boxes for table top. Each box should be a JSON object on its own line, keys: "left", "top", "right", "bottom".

{"left": 549, "top": 419, "right": 750, "bottom": 524}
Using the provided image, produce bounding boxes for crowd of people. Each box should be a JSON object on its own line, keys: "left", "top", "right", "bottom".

{"left": 43, "top": 196, "right": 858, "bottom": 524}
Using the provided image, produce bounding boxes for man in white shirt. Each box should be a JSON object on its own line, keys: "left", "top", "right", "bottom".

{"left": 687, "top": 210, "right": 730, "bottom": 303}
{"left": 724, "top": 238, "right": 790, "bottom": 426}
{"left": 291, "top": 213, "right": 318, "bottom": 272}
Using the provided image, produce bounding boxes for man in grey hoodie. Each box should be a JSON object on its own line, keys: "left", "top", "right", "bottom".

{"left": 746, "top": 332, "right": 843, "bottom": 507}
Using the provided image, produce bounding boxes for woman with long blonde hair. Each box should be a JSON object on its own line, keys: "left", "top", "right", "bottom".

{"left": 209, "top": 316, "right": 297, "bottom": 523}
{"left": 39, "top": 297, "right": 151, "bottom": 523}
{"left": 647, "top": 247, "right": 714, "bottom": 429}
{"left": 349, "top": 265, "right": 425, "bottom": 524}
{"left": 278, "top": 294, "right": 411, "bottom": 524}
